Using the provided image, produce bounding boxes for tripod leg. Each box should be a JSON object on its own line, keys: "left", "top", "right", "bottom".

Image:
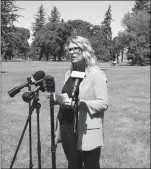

{"left": 29, "top": 101, "right": 33, "bottom": 169}
{"left": 36, "top": 106, "right": 41, "bottom": 169}
{"left": 10, "top": 115, "right": 30, "bottom": 169}
{"left": 50, "top": 106, "right": 56, "bottom": 169}
{"left": 49, "top": 93, "right": 56, "bottom": 169}
{"left": 28, "top": 86, "right": 33, "bottom": 169}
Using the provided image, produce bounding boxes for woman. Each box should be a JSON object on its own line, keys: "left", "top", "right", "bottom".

{"left": 55, "top": 36, "right": 108, "bottom": 169}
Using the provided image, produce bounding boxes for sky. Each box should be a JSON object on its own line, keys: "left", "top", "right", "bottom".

{"left": 14, "top": 1, "right": 135, "bottom": 44}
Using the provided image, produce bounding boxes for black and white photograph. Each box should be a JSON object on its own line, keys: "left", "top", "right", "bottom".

{"left": 1, "top": 0, "right": 150, "bottom": 168}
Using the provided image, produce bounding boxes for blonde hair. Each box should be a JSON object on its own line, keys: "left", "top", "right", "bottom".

{"left": 65, "top": 36, "right": 97, "bottom": 68}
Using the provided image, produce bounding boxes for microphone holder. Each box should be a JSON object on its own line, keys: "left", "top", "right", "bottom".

{"left": 48, "top": 92, "right": 56, "bottom": 169}
{"left": 10, "top": 89, "right": 42, "bottom": 169}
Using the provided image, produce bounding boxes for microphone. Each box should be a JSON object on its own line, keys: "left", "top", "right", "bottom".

{"left": 45, "top": 75, "right": 55, "bottom": 93}
{"left": 22, "top": 91, "right": 35, "bottom": 103}
{"left": 34, "top": 76, "right": 47, "bottom": 92}
{"left": 22, "top": 75, "right": 49, "bottom": 103}
{"left": 71, "top": 71, "right": 85, "bottom": 98}
{"left": 22, "top": 85, "right": 44, "bottom": 103}
{"left": 8, "top": 70, "right": 45, "bottom": 98}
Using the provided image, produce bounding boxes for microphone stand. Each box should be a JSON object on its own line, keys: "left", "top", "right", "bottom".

{"left": 10, "top": 90, "right": 42, "bottom": 169}
{"left": 34, "top": 90, "right": 42, "bottom": 169}
{"left": 48, "top": 92, "right": 56, "bottom": 169}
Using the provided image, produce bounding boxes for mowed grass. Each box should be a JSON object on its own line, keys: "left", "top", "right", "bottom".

{"left": 1, "top": 61, "right": 150, "bottom": 168}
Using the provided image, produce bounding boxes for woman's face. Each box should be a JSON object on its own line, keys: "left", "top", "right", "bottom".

{"left": 68, "top": 42, "right": 83, "bottom": 63}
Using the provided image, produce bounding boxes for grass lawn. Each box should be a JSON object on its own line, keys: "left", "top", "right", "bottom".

{"left": 1, "top": 61, "right": 150, "bottom": 168}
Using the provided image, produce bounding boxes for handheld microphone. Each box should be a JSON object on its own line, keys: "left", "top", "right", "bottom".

{"left": 71, "top": 71, "right": 85, "bottom": 98}
{"left": 8, "top": 70, "right": 45, "bottom": 98}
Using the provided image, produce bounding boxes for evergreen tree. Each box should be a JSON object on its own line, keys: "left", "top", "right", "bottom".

{"left": 48, "top": 6, "right": 60, "bottom": 23}
{"left": 100, "top": 5, "right": 113, "bottom": 61}
{"left": 31, "top": 5, "right": 46, "bottom": 38}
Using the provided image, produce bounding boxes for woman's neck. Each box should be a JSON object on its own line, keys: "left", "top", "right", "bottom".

{"left": 72, "top": 61, "right": 86, "bottom": 72}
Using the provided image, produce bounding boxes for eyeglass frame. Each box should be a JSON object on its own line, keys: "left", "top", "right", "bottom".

{"left": 65, "top": 47, "right": 82, "bottom": 53}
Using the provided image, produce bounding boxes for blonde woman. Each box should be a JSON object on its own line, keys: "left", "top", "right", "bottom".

{"left": 55, "top": 36, "right": 108, "bottom": 169}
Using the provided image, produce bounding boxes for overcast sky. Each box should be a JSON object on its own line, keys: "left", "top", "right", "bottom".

{"left": 14, "top": 1, "right": 135, "bottom": 43}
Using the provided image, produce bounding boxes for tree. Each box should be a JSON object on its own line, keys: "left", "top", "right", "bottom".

{"left": 15, "top": 27, "right": 30, "bottom": 59}
{"left": 132, "top": 0, "right": 150, "bottom": 13}
{"left": 48, "top": 6, "right": 60, "bottom": 23}
{"left": 31, "top": 5, "right": 46, "bottom": 38}
{"left": 115, "top": 31, "right": 128, "bottom": 62}
{"left": 1, "top": 0, "right": 22, "bottom": 60}
{"left": 122, "top": 10, "right": 150, "bottom": 65}
{"left": 31, "top": 22, "right": 72, "bottom": 61}
{"left": 97, "top": 5, "right": 114, "bottom": 61}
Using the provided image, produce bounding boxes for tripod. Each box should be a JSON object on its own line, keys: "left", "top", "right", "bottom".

{"left": 10, "top": 90, "right": 42, "bottom": 169}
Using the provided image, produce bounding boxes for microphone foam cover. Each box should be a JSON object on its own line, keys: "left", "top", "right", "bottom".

{"left": 33, "top": 71, "right": 45, "bottom": 81}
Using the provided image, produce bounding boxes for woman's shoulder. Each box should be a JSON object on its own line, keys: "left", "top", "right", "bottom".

{"left": 64, "top": 69, "right": 71, "bottom": 83}
{"left": 89, "top": 66, "right": 104, "bottom": 74}
{"left": 91, "top": 66, "right": 107, "bottom": 82}
{"left": 65, "top": 69, "right": 71, "bottom": 77}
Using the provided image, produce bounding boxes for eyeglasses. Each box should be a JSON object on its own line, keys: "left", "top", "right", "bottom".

{"left": 67, "top": 47, "right": 82, "bottom": 53}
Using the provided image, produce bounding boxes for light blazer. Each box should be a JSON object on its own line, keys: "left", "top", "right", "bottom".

{"left": 64, "top": 65, "right": 108, "bottom": 151}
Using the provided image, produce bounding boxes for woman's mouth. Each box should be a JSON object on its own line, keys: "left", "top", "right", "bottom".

{"left": 71, "top": 56, "right": 76, "bottom": 60}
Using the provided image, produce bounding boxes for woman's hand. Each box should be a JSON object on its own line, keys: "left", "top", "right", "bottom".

{"left": 55, "top": 133, "right": 61, "bottom": 145}
{"left": 62, "top": 98, "right": 75, "bottom": 109}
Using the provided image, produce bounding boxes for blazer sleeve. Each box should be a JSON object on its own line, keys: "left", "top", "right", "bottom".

{"left": 80, "top": 71, "right": 108, "bottom": 115}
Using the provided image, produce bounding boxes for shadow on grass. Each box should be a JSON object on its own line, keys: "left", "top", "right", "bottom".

{"left": 2, "top": 60, "right": 26, "bottom": 62}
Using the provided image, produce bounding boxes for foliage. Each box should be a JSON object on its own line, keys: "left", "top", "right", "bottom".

{"left": 132, "top": 0, "right": 150, "bottom": 13}
{"left": 67, "top": 19, "right": 93, "bottom": 37}
{"left": 48, "top": 6, "right": 61, "bottom": 23}
{"left": 112, "top": 31, "right": 128, "bottom": 62}
{"left": 14, "top": 27, "right": 30, "bottom": 59}
{"left": 31, "top": 22, "right": 72, "bottom": 61}
{"left": 4, "top": 1, "right": 149, "bottom": 65}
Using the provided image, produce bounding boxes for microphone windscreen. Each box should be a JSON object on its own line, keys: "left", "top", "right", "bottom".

{"left": 33, "top": 71, "right": 45, "bottom": 81}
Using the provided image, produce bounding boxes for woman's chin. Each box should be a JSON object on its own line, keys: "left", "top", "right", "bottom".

{"left": 71, "top": 60, "right": 77, "bottom": 63}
